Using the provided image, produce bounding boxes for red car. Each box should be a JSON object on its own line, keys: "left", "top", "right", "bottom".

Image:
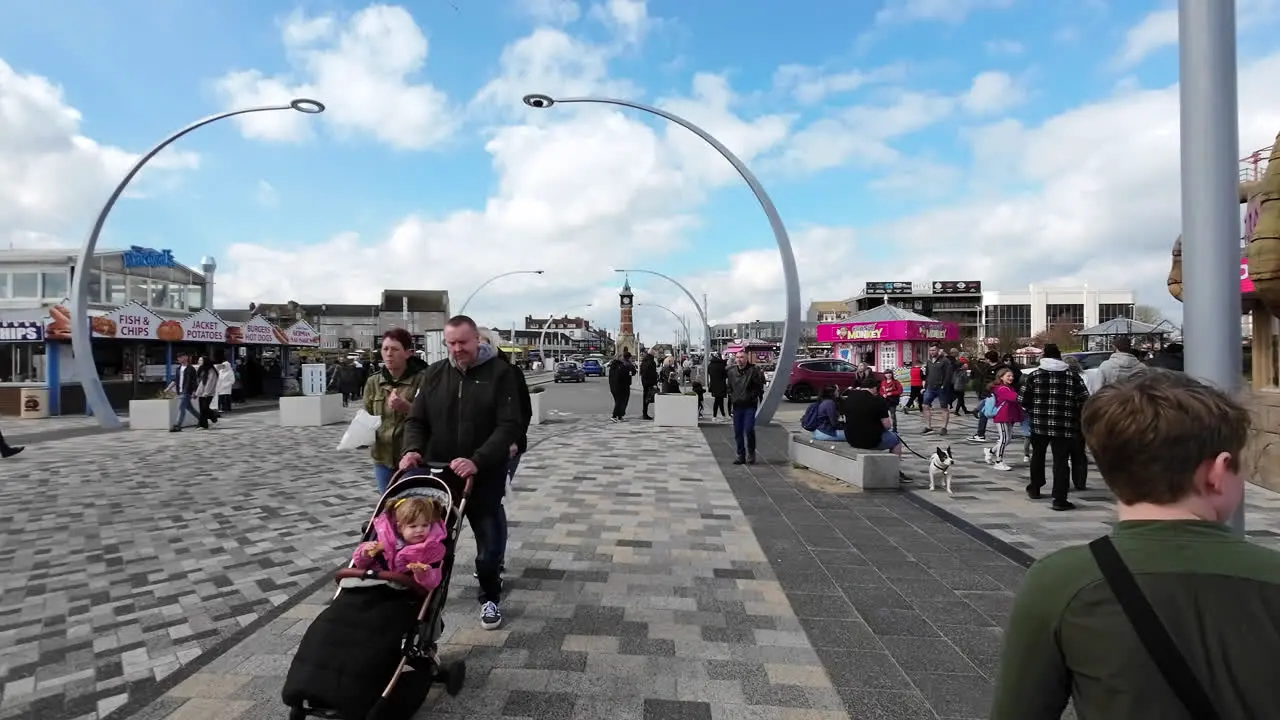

{"left": 784, "top": 358, "right": 862, "bottom": 402}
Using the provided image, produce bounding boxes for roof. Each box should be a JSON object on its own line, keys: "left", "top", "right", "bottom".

{"left": 380, "top": 289, "right": 450, "bottom": 314}
{"left": 847, "top": 304, "right": 937, "bottom": 323}
{"left": 1076, "top": 317, "right": 1175, "bottom": 337}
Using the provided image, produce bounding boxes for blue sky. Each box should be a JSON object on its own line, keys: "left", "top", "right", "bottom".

{"left": 1, "top": 0, "right": 1277, "bottom": 337}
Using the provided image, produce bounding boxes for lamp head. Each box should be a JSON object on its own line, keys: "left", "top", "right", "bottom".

{"left": 522, "top": 94, "right": 556, "bottom": 109}
{"left": 532, "top": 270, "right": 546, "bottom": 274}
{"left": 290, "top": 99, "right": 326, "bottom": 114}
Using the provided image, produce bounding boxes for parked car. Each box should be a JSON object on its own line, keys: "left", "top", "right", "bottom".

{"left": 581, "top": 358, "right": 604, "bottom": 377}
{"left": 783, "top": 358, "right": 861, "bottom": 402}
{"left": 554, "top": 361, "right": 586, "bottom": 383}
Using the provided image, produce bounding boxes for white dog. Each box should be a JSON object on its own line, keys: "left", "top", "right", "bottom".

{"left": 928, "top": 446, "right": 956, "bottom": 494}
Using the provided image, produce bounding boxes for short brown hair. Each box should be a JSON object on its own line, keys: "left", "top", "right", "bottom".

{"left": 392, "top": 496, "right": 443, "bottom": 527}
{"left": 382, "top": 328, "right": 412, "bottom": 350}
{"left": 1082, "top": 369, "right": 1250, "bottom": 505}
{"left": 446, "top": 315, "right": 477, "bottom": 329}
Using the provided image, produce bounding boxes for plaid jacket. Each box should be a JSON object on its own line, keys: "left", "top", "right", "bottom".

{"left": 1017, "top": 364, "right": 1089, "bottom": 438}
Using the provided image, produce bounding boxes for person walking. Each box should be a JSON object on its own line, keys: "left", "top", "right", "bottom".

{"left": 639, "top": 351, "right": 659, "bottom": 420}
{"left": 903, "top": 361, "right": 924, "bottom": 411}
{"left": 726, "top": 350, "right": 766, "bottom": 465}
{"left": 1018, "top": 344, "right": 1090, "bottom": 511}
{"left": 478, "top": 328, "right": 533, "bottom": 584}
{"left": 169, "top": 353, "right": 201, "bottom": 432}
{"left": 337, "top": 360, "right": 363, "bottom": 407}
{"left": 607, "top": 350, "right": 636, "bottom": 422}
{"left": 878, "top": 370, "right": 903, "bottom": 433}
{"left": 399, "top": 315, "right": 523, "bottom": 631}
{"left": 951, "top": 361, "right": 970, "bottom": 416}
{"left": 921, "top": 346, "right": 954, "bottom": 436}
{"left": 992, "top": 370, "right": 1277, "bottom": 720}
{"left": 194, "top": 357, "right": 219, "bottom": 429}
{"left": 0, "top": 424, "right": 23, "bottom": 458}
{"left": 364, "top": 329, "right": 430, "bottom": 494}
{"left": 707, "top": 353, "right": 728, "bottom": 422}
{"left": 214, "top": 352, "right": 234, "bottom": 413}
{"left": 1097, "top": 337, "right": 1144, "bottom": 388}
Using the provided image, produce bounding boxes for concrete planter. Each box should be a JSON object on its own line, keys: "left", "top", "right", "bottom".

{"left": 129, "top": 398, "right": 179, "bottom": 430}
{"left": 279, "top": 393, "right": 345, "bottom": 427}
{"left": 530, "top": 392, "right": 546, "bottom": 425}
{"left": 654, "top": 393, "right": 698, "bottom": 428}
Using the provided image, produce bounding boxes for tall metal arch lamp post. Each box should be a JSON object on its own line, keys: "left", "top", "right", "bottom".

{"left": 637, "top": 302, "right": 692, "bottom": 349}
{"left": 456, "top": 269, "right": 546, "bottom": 316}
{"left": 615, "top": 268, "right": 709, "bottom": 382}
{"left": 72, "top": 99, "right": 327, "bottom": 429}
{"left": 523, "top": 93, "right": 801, "bottom": 425}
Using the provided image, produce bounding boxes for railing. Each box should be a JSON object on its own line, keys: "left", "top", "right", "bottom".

{"left": 1241, "top": 145, "right": 1272, "bottom": 183}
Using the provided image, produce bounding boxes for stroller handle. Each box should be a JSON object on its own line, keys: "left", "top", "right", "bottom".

{"left": 334, "top": 568, "right": 429, "bottom": 596}
{"left": 389, "top": 462, "right": 474, "bottom": 499}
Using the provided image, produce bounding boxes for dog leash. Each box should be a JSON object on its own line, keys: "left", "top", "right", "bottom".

{"left": 895, "top": 436, "right": 934, "bottom": 461}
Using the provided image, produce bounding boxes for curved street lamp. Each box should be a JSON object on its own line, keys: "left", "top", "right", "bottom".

{"left": 527, "top": 93, "right": 800, "bottom": 425}
{"left": 457, "top": 269, "right": 547, "bottom": 316}
{"left": 637, "top": 302, "right": 692, "bottom": 349}
{"left": 538, "top": 303, "right": 592, "bottom": 367}
{"left": 614, "top": 268, "right": 709, "bottom": 386}
{"left": 73, "top": 99, "right": 326, "bottom": 429}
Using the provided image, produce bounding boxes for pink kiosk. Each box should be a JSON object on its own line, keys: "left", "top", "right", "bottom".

{"left": 816, "top": 305, "right": 960, "bottom": 370}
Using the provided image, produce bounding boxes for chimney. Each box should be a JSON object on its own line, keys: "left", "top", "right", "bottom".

{"left": 200, "top": 256, "right": 217, "bottom": 311}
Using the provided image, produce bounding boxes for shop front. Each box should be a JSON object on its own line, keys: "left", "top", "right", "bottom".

{"left": 817, "top": 306, "right": 960, "bottom": 370}
{"left": 0, "top": 304, "right": 321, "bottom": 416}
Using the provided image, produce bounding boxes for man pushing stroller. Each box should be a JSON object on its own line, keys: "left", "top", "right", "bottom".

{"left": 398, "top": 315, "right": 524, "bottom": 631}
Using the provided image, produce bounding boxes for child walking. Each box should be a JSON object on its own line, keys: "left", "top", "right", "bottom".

{"left": 352, "top": 496, "right": 448, "bottom": 591}
{"left": 982, "top": 368, "right": 1023, "bottom": 471}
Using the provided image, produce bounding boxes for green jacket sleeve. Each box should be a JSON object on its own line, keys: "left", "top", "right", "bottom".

{"left": 400, "top": 370, "right": 432, "bottom": 459}
{"left": 990, "top": 560, "right": 1072, "bottom": 719}
{"left": 363, "top": 375, "right": 376, "bottom": 416}
{"left": 470, "top": 365, "right": 522, "bottom": 473}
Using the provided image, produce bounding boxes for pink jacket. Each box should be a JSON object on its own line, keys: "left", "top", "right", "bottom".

{"left": 991, "top": 384, "right": 1023, "bottom": 424}
{"left": 351, "top": 512, "right": 447, "bottom": 590}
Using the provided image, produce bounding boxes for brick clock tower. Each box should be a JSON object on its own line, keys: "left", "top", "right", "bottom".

{"left": 616, "top": 277, "right": 637, "bottom": 357}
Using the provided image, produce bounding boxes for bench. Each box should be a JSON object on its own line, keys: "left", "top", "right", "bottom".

{"left": 788, "top": 432, "right": 901, "bottom": 490}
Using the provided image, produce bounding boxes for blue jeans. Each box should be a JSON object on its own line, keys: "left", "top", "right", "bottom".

{"left": 976, "top": 413, "right": 989, "bottom": 437}
{"left": 373, "top": 463, "right": 396, "bottom": 494}
{"left": 812, "top": 429, "right": 845, "bottom": 442}
{"left": 173, "top": 395, "right": 200, "bottom": 428}
{"left": 732, "top": 405, "right": 757, "bottom": 458}
{"left": 468, "top": 503, "right": 507, "bottom": 604}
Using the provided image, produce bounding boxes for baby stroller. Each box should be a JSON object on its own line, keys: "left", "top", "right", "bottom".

{"left": 282, "top": 463, "right": 472, "bottom": 720}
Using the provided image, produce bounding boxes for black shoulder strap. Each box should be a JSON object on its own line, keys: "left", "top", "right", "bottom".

{"left": 1088, "top": 537, "right": 1221, "bottom": 720}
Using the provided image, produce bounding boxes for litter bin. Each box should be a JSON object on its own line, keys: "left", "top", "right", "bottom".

{"left": 19, "top": 387, "right": 49, "bottom": 419}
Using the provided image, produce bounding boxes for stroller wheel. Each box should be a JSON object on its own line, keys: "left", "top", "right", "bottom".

{"left": 445, "top": 661, "right": 466, "bottom": 696}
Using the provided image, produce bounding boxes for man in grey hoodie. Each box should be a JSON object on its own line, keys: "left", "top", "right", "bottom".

{"left": 1097, "top": 337, "right": 1144, "bottom": 388}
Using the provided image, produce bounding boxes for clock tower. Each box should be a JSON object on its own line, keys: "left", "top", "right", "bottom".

{"left": 616, "top": 277, "right": 637, "bottom": 357}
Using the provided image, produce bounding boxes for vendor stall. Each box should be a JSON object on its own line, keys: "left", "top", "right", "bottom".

{"left": 816, "top": 305, "right": 960, "bottom": 370}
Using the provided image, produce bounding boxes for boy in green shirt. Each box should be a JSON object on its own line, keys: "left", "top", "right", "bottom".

{"left": 991, "top": 369, "right": 1280, "bottom": 719}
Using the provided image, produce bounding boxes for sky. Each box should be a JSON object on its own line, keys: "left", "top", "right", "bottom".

{"left": 1, "top": 0, "right": 1279, "bottom": 343}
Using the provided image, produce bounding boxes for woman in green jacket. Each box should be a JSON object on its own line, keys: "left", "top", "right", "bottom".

{"left": 364, "top": 328, "right": 430, "bottom": 493}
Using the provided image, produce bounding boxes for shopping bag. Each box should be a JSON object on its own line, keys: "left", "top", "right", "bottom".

{"left": 336, "top": 409, "right": 380, "bottom": 451}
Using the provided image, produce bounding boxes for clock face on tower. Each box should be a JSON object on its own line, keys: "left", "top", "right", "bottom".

{"left": 620, "top": 296, "right": 632, "bottom": 307}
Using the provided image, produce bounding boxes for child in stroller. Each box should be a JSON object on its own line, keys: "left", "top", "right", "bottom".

{"left": 282, "top": 464, "right": 471, "bottom": 720}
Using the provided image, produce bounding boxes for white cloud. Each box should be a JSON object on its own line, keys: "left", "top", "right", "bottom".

{"left": 469, "top": 27, "right": 634, "bottom": 116}
{"left": 255, "top": 180, "right": 278, "bottom": 207}
{"left": 874, "top": 0, "right": 1015, "bottom": 25}
{"left": 778, "top": 90, "right": 956, "bottom": 174}
{"left": 589, "top": 0, "right": 650, "bottom": 45}
{"left": 961, "top": 71, "right": 1026, "bottom": 115}
{"left": 516, "top": 0, "right": 581, "bottom": 25}
{"left": 214, "top": 6, "right": 454, "bottom": 150}
{"left": 771, "top": 63, "right": 905, "bottom": 105}
{"left": 1114, "top": 8, "right": 1176, "bottom": 69}
{"left": 0, "top": 58, "right": 198, "bottom": 250}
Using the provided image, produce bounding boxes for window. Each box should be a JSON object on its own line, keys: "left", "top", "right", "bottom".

{"left": 11, "top": 272, "right": 39, "bottom": 298}
{"left": 879, "top": 343, "right": 897, "bottom": 370}
{"left": 0, "top": 343, "right": 45, "bottom": 382}
{"left": 0, "top": 274, "right": 8, "bottom": 299}
{"left": 1045, "top": 303, "right": 1085, "bottom": 327}
{"left": 802, "top": 360, "right": 833, "bottom": 372}
{"left": 104, "top": 274, "right": 127, "bottom": 306}
{"left": 85, "top": 270, "right": 102, "bottom": 304}
{"left": 187, "top": 285, "right": 202, "bottom": 310}
{"left": 984, "top": 304, "right": 1032, "bottom": 340}
{"left": 832, "top": 361, "right": 857, "bottom": 373}
{"left": 41, "top": 271, "right": 68, "bottom": 300}
{"left": 1098, "top": 303, "right": 1134, "bottom": 323}
{"left": 127, "top": 276, "right": 149, "bottom": 305}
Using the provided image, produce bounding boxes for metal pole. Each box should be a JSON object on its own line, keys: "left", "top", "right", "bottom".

{"left": 1179, "top": 0, "right": 1244, "bottom": 535}
{"left": 457, "top": 269, "right": 546, "bottom": 316}
{"left": 528, "top": 93, "right": 799, "bottom": 425}
{"left": 638, "top": 303, "right": 692, "bottom": 349}
{"left": 617, "top": 267, "right": 711, "bottom": 394}
{"left": 71, "top": 99, "right": 325, "bottom": 429}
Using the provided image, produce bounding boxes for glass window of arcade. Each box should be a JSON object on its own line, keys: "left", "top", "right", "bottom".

{"left": 1045, "top": 303, "right": 1085, "bottom": 327}
{"left": 984, "top": 304, "right": 1032, "bottom": 340}
{"left": 1098, "top": 303, "right": 1135, "bottom": 323}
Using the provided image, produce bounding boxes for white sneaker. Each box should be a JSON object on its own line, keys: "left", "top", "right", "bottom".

{"left": 968, "top": 435, "right": 986, "bottom": 442}
{"left": 1023, "top": 455, "right": 1031, "bottom": 463}
{"left": 993, "top": 462, "right": 1013, "bottom": 471}
{"left": 480, "top": 601, "right": 502, "bottom": 630}
{"left": 982, "top": 448, "right": 993, "bottom": 465}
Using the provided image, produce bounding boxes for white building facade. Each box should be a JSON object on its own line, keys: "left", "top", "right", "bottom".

{"left": 981, "top": 285, "right": 1136, "bottom": 341}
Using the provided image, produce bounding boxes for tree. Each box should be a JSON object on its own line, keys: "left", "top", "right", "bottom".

{"left": 1030, "top": 314, "right": 1083, "bottom": 352}
{"left": 1133, "top": 304, "right": 1165, "bottom": 325}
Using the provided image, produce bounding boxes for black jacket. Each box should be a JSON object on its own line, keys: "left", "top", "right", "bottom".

{"left": 497, "top": 349, "right": 533, "bottom": 453}
{"left": 176, "top": 365, "right": 197, "bottom": 397}
{"left": 639, "top": 355, "right": 659, "bottom": 387}
{"left": 608, "top": 357, "right": 636, "bottom": 393}
{"left": 707, "top": 356, "right": 728, "bottom": 396}
{"left": 401, "top": 351, "right": 523, "bottom": 510}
